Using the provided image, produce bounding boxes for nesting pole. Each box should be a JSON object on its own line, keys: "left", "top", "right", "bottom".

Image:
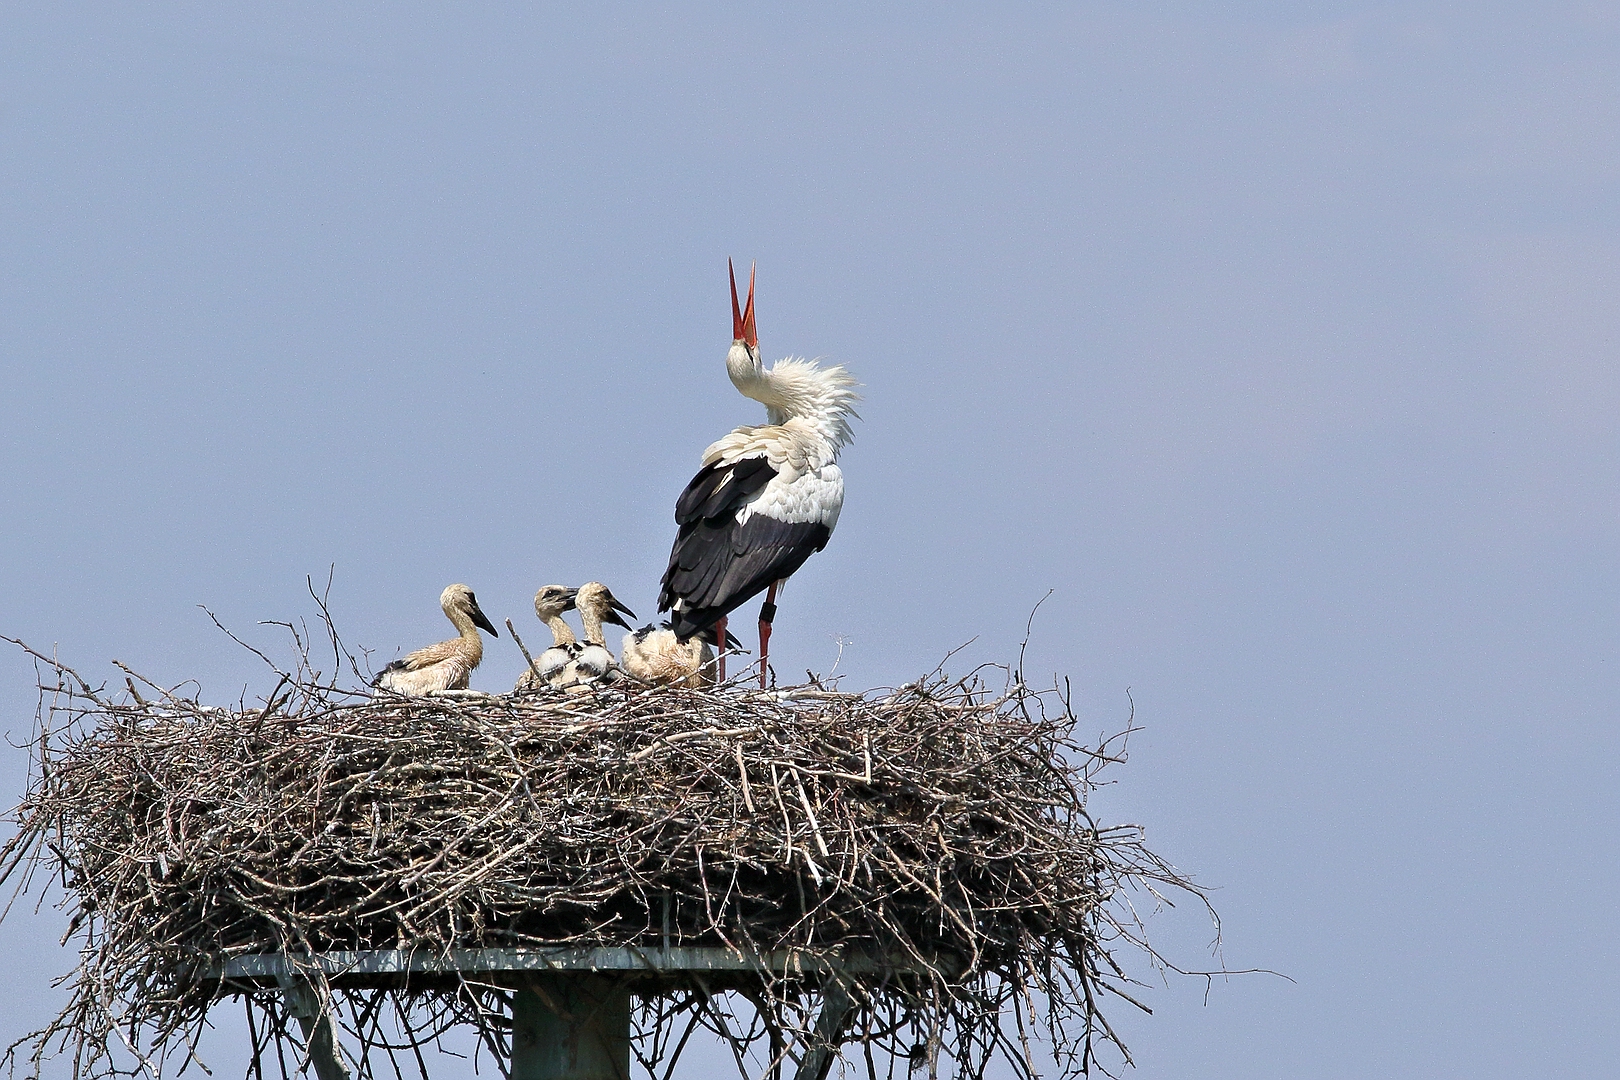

{"left": 275, "top": 973, "right": 351, "bottom": 1080}
{"left": 511, "top": 978, "right": 630, "bottom": 1080}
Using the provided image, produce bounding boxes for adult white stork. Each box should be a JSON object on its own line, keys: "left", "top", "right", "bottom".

{"left": 658, "top": 261, "right": 859, "bottom": 686}
{"left": 372, "top": 583, "right": 499, "bottom": 695}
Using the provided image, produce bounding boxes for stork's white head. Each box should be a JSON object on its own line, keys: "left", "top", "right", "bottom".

{"left": 720, "top": 259, "right": 860, "bottom": 447}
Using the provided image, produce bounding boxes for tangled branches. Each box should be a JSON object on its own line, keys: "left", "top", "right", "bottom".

{"left": 1, "top": 630, "right": 1208, "bottom": 1080}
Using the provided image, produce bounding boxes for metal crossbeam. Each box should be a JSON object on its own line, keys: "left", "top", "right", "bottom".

{"left": 216, "top": 946, "right": 944, "bottom": 982}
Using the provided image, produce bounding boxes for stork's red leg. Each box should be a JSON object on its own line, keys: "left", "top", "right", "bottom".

{"left": 715, "top": 615, "right": 728, "bottom": 682}
{"left": 758, "top": 583, "right": 779, "bottom": 689}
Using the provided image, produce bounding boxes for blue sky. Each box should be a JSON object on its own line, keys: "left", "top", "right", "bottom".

{"left": 2, "top": 4, "right": 1617, "bottom": 1077}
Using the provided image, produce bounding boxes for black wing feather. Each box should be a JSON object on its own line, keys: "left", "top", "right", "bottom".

{"left": 659, "top": 455, "right": 831, "bottom": 640}
{"left": 674, "top": 455, "right": 775, "bottom": 523}
{"left": 369, "top": 659, "right": 409, "bottom": 688}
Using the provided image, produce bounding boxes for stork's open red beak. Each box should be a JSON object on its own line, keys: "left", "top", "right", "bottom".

{"left": 729, "top": 258, "right": 757, "bottom": 349}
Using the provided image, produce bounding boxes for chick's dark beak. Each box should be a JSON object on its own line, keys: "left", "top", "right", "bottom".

{"left": 471, "top": 603, "right": 498, "bottom": 637}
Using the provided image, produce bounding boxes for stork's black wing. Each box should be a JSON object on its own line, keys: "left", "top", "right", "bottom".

{"left": 658, "top": 455, "right": 831, "bottom": 640}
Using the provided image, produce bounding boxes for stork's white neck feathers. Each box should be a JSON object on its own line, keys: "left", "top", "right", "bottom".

{"left": 726, "top": 342, "right": 860, "bottom": 452}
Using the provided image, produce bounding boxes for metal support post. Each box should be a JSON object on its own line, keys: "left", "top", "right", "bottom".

{"left": 275, "top": 973, "right": 352, "bottom": 1080}
{"left": 793, "top": 981, "right": 852, "bottom": 1080}
{"left": 511, "top": 975, "right": 631, "bottom": 1080}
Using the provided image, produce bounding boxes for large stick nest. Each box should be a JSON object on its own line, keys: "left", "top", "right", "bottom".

{"left": 1, "top": 628, "right": 1207, "bottom": 1080}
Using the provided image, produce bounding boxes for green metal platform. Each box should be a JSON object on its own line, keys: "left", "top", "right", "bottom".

{"left": 215, "top": 946, "right": 929, "bottom": 1080}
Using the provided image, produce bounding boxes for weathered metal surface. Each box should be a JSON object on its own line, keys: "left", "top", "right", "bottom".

{"left": 215, "top": 946, "right": 947, "bottom": 984}
{"left": 511, "top": 977, "right": 631, "bottom": 1080}
{"left": 793, "top": 981, "right": 852, "bottom": 1080}
{"left": 275, "top": 973, "right": 352, "bottom": 1080}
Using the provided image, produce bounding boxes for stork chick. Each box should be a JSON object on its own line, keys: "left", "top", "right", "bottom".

{"left": 514, "top": 584, "right": 579, "bottom": 691}
{"left": 622, "top": 622, "right": 740, "bottom": 689}
{"left": 562, "top": 581, "right": 636, "bottom": 690}
{"left": 372, "top": 584, "right": 498, "bottom": 695}
{"left": 658, "top": 261, "right": 859, "bottom": 686}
